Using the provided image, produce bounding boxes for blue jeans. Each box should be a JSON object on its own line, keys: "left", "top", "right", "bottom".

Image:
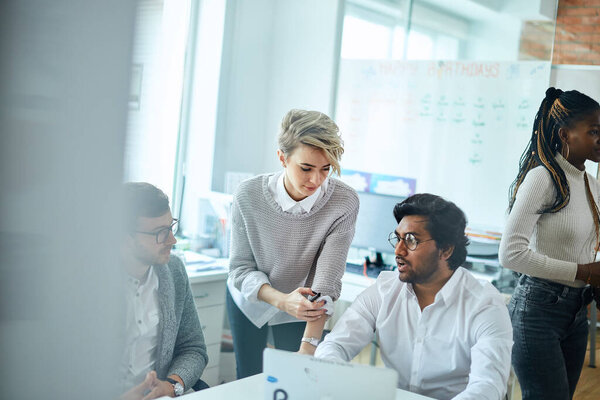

{"left": 226, "top": 288, "right": 307, "bottom": 379}
{"left": 509, "top": 275, "right": 592, "bottom": 400}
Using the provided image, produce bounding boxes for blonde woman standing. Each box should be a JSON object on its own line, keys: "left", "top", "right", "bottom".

{"left": 226, "top": 109, "right": 359, "bottom": 379}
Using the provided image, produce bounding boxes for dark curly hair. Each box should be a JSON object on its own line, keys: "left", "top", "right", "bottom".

{"left": 393, "top": 193, "right": 469, "bottom": 270}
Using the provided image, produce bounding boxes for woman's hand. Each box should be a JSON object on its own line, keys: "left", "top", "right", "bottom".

{"left": 577, "top": 262, "right": 600, "bottom": 287}
{"left": 593, "top": 287, "right": 600, "bottom": 311}
{"left": 279, "top": 287, "right": 326, "bottom": 321}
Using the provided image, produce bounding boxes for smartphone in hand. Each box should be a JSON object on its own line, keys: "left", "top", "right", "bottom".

{"left": 307, "top": 292, "right": 321, "bottom": 302}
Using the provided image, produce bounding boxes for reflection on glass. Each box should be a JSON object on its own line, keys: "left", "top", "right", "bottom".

{"left": 407, "top": 30, "right": 433, "bottom": 60}
{"left": 341, "top": 15, "right": 393, "bottom": 59}
{"left": 335, "top": 0, "right": 560, "bottom": 239}
{"left": 341, "top": 0, "right": 558, "bottom": 62}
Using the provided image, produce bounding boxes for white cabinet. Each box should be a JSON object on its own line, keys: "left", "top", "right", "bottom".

{"left": 188, "top": 267, "right": 228, "bottom": 387}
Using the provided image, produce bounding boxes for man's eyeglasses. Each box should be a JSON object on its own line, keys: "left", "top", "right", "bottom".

{"left": 387, "top": 231, "right": 434, "bottom": 251}
{"left": 134, "top": 219, "right": 179, "bottom": 244}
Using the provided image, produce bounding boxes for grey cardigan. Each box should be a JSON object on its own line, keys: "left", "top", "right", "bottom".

{"left": 154, "top": 255, "right": 208, "bottom": 389}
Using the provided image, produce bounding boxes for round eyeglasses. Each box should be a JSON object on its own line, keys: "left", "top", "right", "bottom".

{"left": 134, "top": 219, "right": 179, "bottom": 243}
{"left": 387, "top": 231, "right": 434, "bottom": 251}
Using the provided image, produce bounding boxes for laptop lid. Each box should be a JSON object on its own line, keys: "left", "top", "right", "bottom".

{"left": 263, "top": 348, "right": 398, "bottom": 400}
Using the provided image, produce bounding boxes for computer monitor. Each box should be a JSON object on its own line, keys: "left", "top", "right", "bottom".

{"left": 351, "top": 191, "right": 405, "bottom": 254}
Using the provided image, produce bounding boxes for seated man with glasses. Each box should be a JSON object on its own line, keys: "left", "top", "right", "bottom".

{"left": 315, "top": 193, "right": 512, "bottom": 400}
{"left": 120, "top": 182, "right": 208, "bottom": 399}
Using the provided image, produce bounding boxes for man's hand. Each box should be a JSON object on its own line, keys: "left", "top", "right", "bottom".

{"left": 119, "top": 371, "right": 182, "bottom": 400}
{"left": 120, "top": 371, "right": 158, "bottom": 400}
{"left": 141, "top": 378, "right": 176, "bottom": 400}
{"left": 298, "top": 342, "right": 317, "bottom": 356}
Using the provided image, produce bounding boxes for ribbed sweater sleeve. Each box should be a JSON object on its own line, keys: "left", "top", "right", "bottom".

{"left": 228, "top": 174, "right": 359, "bottom": 301}
{"left": 499, "top": 156, "right": 599, "bottom": 285}
{"left": 229, "top": 193, "right": 271, "bottom": 301}
{"left": 309, "top": 204, "right": 358, "bottom": 299}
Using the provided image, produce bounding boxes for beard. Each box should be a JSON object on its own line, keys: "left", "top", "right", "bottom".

{"left": 134, "top": 243, "right": 172, "bottom": 266}
{"left": 396, "top": 249, "right": 442, "bottom": 284}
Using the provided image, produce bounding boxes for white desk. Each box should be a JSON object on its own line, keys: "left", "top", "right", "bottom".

{"left": 181, "top": 373, "right": 434, "bottom": 400}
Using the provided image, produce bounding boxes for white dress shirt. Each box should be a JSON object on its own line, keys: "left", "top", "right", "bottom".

{"left": 120, "top": 266, "right": 160, "bottom": 390}
{"left": 315, "top": 268, "right": 512, "bottom": 400}
{"left": 226, "top": 170, "right": 332, "bottom": 327}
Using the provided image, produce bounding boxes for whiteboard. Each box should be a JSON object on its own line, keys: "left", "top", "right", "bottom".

{"left": 335, "top": 60, "right": 552, "bottom": 231}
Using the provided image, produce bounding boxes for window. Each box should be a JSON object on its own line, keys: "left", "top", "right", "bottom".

{"left": 341, "top": 14, "right": 394, "bottom": 59}
{"left": 124, "top": 0, "right": 227, "bottom": 232}
{"left": 340, "top": 0, "right": 464, "bottom": 61}
{"left": 124, "top": 0, "right": 192, "bottom": 195}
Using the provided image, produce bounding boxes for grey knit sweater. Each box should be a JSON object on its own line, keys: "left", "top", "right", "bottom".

{"left": 229, "top": 174, "right": 359, "bottom": 301}
{"left": 154, "top": 255, "right": 208, "bottom": 389}
{"left": 499, "top": 154, "right": 600, "bottom": 287}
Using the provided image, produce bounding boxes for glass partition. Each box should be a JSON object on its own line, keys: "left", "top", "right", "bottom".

{"left": 336, "top": 0, "right": 559, "bottom": 234}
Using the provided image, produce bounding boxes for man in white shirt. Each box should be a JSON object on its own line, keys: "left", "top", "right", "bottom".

{"left": 120, "top": 182, "right": 208, "bottom": 399}
{"left": 315, "top": 193, "right": 512, "bottom": 400}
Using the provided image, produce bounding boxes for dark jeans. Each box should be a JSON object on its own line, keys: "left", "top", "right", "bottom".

{"left": 509, "top": 275, "right": 592, "bottom": 400}
{"left": 226, "top": 287, "right": 306, "bottom": 379}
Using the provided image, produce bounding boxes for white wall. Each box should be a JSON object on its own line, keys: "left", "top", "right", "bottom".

{"left": 211, "top": 0, "right": 343, "bottom": 191}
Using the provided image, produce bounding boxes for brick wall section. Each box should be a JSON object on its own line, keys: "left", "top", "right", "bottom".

{"left": 518, "top": 0, "right": 600, "bottom": 64}
{"left": 552, "top": 0, "right": 600, "bottom": 65}
{"left": 519, "top": 21, "right": 554, "bottom": 60}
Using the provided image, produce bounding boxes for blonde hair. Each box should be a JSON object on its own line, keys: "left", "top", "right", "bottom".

{"left": 278, "top": 109, "right": 344, "bottom": 175}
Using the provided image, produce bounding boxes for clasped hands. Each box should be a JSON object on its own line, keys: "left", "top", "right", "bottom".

{"left": 120, "top": 371, "right": 175, "bottom": 400}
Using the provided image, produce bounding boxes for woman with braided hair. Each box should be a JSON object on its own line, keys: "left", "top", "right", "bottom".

{"left": 499, "top": 87, "right": 600, "bottom": 399}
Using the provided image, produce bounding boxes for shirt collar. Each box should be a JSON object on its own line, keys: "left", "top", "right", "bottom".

{"left": 126, "top": 265, "right": 155, "bottom": 288}
{"left": 400, "top": 281, "right": 416, "bottom": 300}
{"left": 434, "top": 267, "right": 463, "bottom": 304}
{"left": 398, "top": 267, "right": 463, "bottom": 305}
{"left": 276, "top": 171, "right": 325, "bottom": 213}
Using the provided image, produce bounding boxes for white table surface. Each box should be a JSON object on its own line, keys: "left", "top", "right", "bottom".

{"left": 179, "top": 373, "right": 434, "bottom": 400}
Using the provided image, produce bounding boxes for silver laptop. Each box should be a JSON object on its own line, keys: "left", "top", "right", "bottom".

{"left": 263, "top": 348, "right": 398, "bottom": 400}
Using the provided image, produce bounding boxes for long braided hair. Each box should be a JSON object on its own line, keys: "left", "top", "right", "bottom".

{"left": 509, "top": 87, "right": 600, "bottom": 214}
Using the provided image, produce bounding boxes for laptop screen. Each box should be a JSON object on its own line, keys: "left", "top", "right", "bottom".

{"left": 263, "top": 348, "right": 398, "bottom": 400}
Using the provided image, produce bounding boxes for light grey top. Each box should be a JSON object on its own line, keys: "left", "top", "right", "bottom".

{"left": 229, "top": 173, "right": 359, "bottom": 312}
{"left": 153, "top": 255, "right": 208, "bottom": 389}
{"left": 499, "top": 154, "right": 600, "bottom": 287}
